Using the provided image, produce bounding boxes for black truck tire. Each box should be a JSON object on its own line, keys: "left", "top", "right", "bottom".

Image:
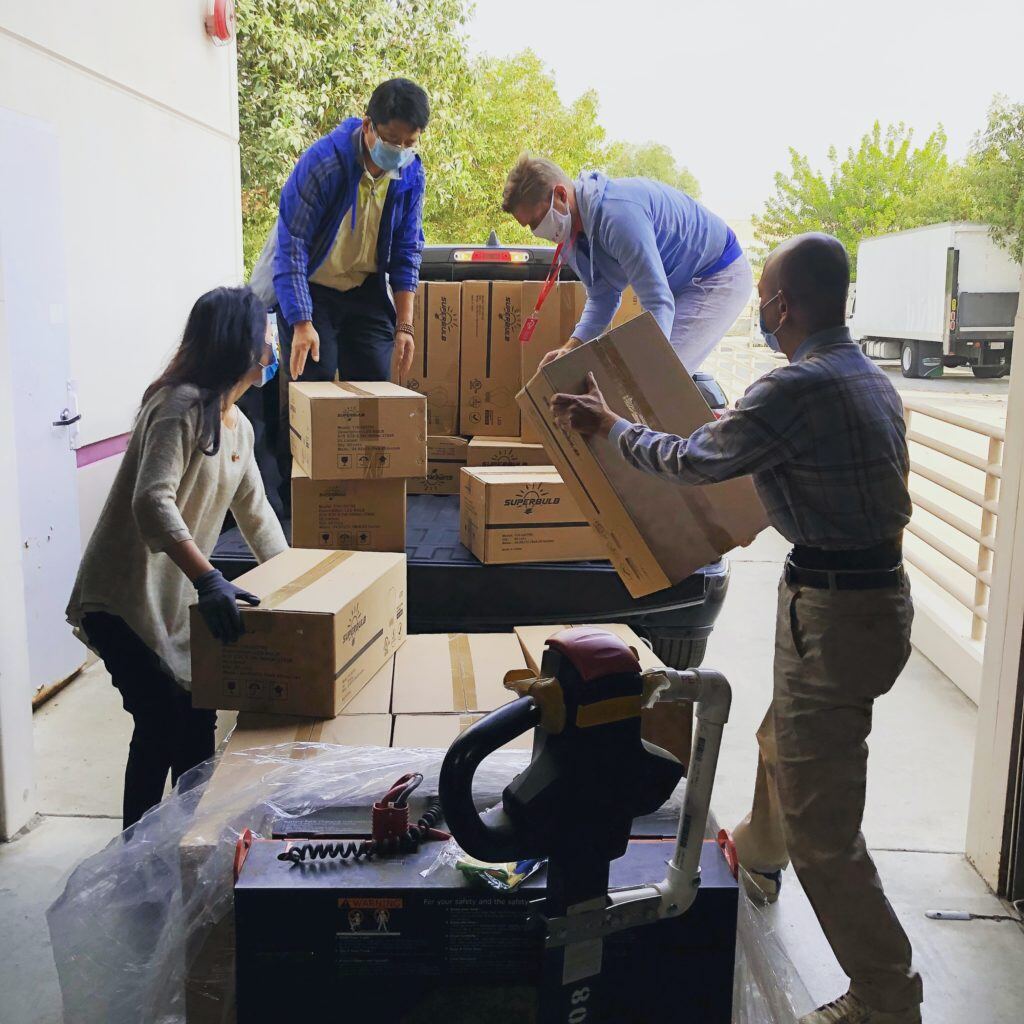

{"left": 651, "top": 636, "right": 708, "bottom": 670}
{"left": 971, "top": 365, "right": 1005, "bottom": 379}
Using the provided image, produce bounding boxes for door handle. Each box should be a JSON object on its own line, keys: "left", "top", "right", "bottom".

{"left": 53, "top": 409, "right": 82, "bottom": 428}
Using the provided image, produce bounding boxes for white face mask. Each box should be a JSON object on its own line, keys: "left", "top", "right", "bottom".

{"left": 532, "top": 189, "right": 572, "bottom": 245}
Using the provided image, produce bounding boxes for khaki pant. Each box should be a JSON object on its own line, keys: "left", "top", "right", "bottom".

{"left": 733, "top": 577, "right": 923, "bottom": 1013}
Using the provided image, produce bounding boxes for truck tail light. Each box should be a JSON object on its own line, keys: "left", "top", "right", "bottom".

{"left": 453, "top": 250, "right": 530, "bottom": 264}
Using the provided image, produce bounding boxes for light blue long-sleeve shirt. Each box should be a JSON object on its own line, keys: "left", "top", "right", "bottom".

{"left": 566, "top": 171, "right": 740, "bottom": 343}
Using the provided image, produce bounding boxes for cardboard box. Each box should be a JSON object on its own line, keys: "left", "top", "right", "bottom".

{"left": 191, "top": 549, "right": 407, "bottom": 718}
{"left": 392, "top": 632, "right": 528, "bottom": 714}
{"left": 289, "top": 381, "right": 426, "bottom": 480}
{"left": 520, "top": 281, "right": 586, "bottom": 443}
{"left": 180, "top": 710, "right": 392, "bottom": 1024}
{"left": 466, "top": 436, "right": 549, "bottom": 467}
{"left": 291, "top": 467, "right": 406, "bottom": 552}
{"left": 514, "top": 622, "right": 692, "bottom": 766}
{"left": 407, "top": 435, "right": 468, "bottom": 495}
{"left": 513, "top": 622, "right": 665, "bottom": 675}
{"left": 460, "top": 465, "right": 606, "bottom": 565}
{"left": 392, "top": 713, "right": 532, "bottom": 753}
{"left": 459, "top": 281, "right": 522, "bottom": 436}
{"left": 610, "top": 285, "right": 644, "bottom": 328}
{"left": 400, "top": 282, "right": 461, "bottom": 435}
{"left": 519, "top": 313, "right": 768, "bottom": 597}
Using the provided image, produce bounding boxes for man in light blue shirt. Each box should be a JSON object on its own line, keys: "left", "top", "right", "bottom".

{"left": 502, "top": 155, "right": 753, "bottom": 372}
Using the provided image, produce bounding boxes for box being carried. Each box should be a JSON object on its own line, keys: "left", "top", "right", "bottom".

{"left": 518, "top": 313, "right": 768, "bottom": 597}
{"left": 408, "top": 435, "right": 468, "bottom": 495}
{"left": 466, "top": 436, "right": 548, "bottom": 467}
{"left": 291, "top": 467, "right": 406, "bottom": 552}
{"left": 289, "top": 381, "right": 426, "bottom": 480}
{"left": 402, "top": 282, "right": 461, "bottom": 435}
{"left": 190, "top": 549, "right": 407, "bottom": 718}
{"left": 459, "top": 281, "right": 522, "bottom": 436}
{"left": 460, "top": 465, "right": 605, "bottom": 565}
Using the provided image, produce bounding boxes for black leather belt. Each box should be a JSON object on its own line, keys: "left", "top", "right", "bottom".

{"left": 785, "top": 558, "right": 906, "bottom": 591}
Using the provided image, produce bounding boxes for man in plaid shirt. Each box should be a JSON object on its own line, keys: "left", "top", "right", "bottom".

{"left": 551, "top": 234, "right": 922, "bottom": 1024}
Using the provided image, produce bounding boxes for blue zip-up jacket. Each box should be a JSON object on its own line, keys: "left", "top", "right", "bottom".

{"left": 273, "top": 117, "right": 425, "bottom": 326}
{"left": 568, "top": 171, "right": 741, "bottom": 343}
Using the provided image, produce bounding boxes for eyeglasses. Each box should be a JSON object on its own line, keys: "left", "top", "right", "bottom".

{"left": 372, "top": 123, "right": 419, "bottom": 152}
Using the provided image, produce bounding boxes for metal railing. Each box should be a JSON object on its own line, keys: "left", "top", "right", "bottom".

{"left": 902, "top": 399, "right": 1004, "bottom": 641}
{"left": 705, "top": 337, "right": 783, "bottom": 402}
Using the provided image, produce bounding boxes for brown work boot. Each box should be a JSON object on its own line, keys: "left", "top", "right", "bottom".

{"left": 799, "top": 992, "right": 922, "bottom": 1023}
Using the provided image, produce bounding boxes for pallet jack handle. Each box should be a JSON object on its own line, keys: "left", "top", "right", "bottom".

{"left": 544, "top": 667, "right": 733, "bottom": 949}
{"left": 439, "top": 696, "right": 543, "bottom": 863}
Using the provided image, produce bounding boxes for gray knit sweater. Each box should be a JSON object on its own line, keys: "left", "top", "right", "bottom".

{"left": 67, "top": 385, "right": 287, "bottom": 687}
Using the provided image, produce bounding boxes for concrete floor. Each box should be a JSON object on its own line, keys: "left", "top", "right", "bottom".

{"left": 2, "top": 533, "right": 1022, "bottom": 1022}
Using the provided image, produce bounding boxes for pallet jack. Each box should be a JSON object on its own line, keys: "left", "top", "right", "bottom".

{"left": 233, "top": 627, "right": 732, "bottom": 1023}
{"left": 440, "top": 626, "right": 732, "bottom": 1023}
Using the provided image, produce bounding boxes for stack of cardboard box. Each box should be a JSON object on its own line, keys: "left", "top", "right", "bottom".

{"left": 182, "top": 619, "right": 674, "bottom": 1023}
{"left": 381, "top": 278, "right": 604, "bottom": 568}
{"left": 288, "top": 380, "right": 426, "bottom": 552}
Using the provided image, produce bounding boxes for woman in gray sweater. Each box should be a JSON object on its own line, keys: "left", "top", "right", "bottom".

{"left": 67, "top": 286, "right": 287, "bottom": 828}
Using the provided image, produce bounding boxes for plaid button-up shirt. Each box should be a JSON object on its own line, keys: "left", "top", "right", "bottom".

{"left": 609, "top": 327, "right": 911, "bottom": 549}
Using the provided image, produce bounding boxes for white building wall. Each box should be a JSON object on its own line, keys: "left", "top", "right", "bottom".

{"left": 0, "top": 0, "right": 241, "bottom": 835}
{"left": 0, "top": 0, "right": 243, "bottom": 537}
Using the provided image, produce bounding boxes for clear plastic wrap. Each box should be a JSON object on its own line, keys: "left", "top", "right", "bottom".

{"left": 48, "top": 741, "right": 810, "bottom": 1024}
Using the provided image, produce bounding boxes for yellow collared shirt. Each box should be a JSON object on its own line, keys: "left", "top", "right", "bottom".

{"left": 309, "top": 167, "right": 392, "bottom": 293}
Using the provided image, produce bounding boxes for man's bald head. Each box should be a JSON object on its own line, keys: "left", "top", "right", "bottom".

{"left": 762, "top": 233, "right": 850, "bottom": 336}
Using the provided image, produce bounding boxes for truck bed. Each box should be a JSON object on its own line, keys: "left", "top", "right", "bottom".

{"left": 212, "top": 495, "right": 729, "bottom": 668}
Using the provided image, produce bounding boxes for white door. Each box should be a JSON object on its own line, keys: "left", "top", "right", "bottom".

{"left": 0, "top": 109, "right": 84, "bottom": 694}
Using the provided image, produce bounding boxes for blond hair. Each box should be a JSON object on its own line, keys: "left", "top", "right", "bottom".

{"left": 501, "top": 154, "right": 572, "bottom": 213}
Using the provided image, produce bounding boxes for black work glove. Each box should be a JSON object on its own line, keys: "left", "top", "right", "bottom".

{"left": 193, "top": 568, "right": 260, "bottom": 643}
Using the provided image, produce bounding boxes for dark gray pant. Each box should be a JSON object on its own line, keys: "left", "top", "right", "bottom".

{"left": 82, "top": 612, "right": 216, "bottom": 830}
{"left": 275, "top": 279, "right": 395, "bottom": 506}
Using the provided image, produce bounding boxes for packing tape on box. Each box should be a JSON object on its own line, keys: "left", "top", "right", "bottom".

{"left": 593, "top": 344, "right": 736, "bottom": 555}
{"left": 448, "top": 633, "right": 478, "bottom": 712}
{"left": 262, "top": 551, "right": 354, "bottom": 610}
{"left": 333, "top": 382, "right": 377, "bottom": 399}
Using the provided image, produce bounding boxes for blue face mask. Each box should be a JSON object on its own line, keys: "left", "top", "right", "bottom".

{"left": 759, "top": 291, "right": 785, "bottom": 352}
{"left": 370, "top": 129, "right": 416, "bottom": 173}
{"left": 255, "top": 335, "right": 279, "bottom": 388}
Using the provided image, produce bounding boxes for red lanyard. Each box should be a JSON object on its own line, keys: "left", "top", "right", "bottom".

{"left": 519, "top": 241, "right": 566, "bottom": 344}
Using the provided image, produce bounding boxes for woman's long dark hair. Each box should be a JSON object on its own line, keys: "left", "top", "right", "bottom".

{"left": 141, "top": 286, "right": 266, "bottom": 455}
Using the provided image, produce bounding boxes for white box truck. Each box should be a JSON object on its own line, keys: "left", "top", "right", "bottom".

{"left": 852, "top": 222, "right": 1021, "bottom": 379}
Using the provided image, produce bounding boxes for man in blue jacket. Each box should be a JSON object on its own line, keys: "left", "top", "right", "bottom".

{"left": 502, "top": 156, "right": 752, "bottom": 372}
{"left": 271, "top": 78, "right": 428, "bottom": 385}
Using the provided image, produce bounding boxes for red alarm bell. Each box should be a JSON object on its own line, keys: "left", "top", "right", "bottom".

{"left": 205, "top": 0, "right": 236, "bottom": 45}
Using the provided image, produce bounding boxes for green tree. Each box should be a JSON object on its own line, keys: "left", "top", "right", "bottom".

{"left": 425, "top": 50, "right": 607, "bottom": 246}
{"left": 966, "top": 96, "right": 1024, "bottom": 263}
{"left": 603, "top": 141, "right": 700, "bottom": 198}
{"left": 236, "top": 0, "right": 474, "bottom": 272}
{"left": 754, "top": 122, "right": 976, "bottom": 276}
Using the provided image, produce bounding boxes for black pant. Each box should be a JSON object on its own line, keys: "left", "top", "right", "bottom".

{"left": 276, "top": 278, "right": 396, "bottom": 507}
{"left": 83, "top": 612, "right": 217, "bottom": 830}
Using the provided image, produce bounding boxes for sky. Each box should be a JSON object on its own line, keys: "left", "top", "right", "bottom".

{"left": 464, "top": 0, "right": 1024, "bottom": 225}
